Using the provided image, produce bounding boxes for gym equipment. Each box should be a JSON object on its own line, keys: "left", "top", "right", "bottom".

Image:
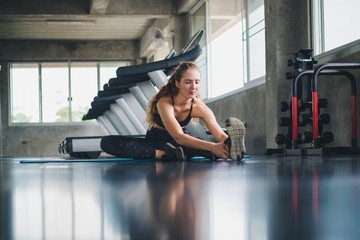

{"left": 59, "top": 30, "right": 215, "bottom": 158}
{"left": 300, "top": 131, "right": 333, "bottom": 145}
{"left": 273, "top": 48, "right": 360, "bottom": 156}
{"left": 280, "top": 101, "right": 290, "bottom": 112}
{"left": 311, "top": 63, "right": 359, "bottom": 149}
{"left": 290, "top": 68, "right": 357, "bottom": 155}
{"left": 298, "top": 113, "right": 330, "bottom": 126}
{"left": 274, "top": 49, "right": 318, "bottom": 155}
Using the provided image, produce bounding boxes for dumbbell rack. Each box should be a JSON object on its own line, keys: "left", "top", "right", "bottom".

{"left": 276, "top": 49, "right": 360, "bottom": 156}
{"left": 309, "top": 63, "right": 360, "bottom": 155}
{"left": 292, "top": 69, "right": 357, "bottom": 155}
{"left": 276, "top": 49, "right": 319, "bottom": 155}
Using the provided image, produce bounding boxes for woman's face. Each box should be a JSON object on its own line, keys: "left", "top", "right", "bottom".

{"left": 175, "top": 68, "right": 201, "bottom": 99}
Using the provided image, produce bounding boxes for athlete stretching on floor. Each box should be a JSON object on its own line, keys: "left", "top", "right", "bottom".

{"left": 100, "top": 62, "right": 246, "bottom": 161}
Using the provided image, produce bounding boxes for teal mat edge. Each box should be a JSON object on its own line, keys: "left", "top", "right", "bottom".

{"left": 19, "top": 158, "right": 156, "bottom": 163}
{"left": 19, "top": 155, "right": 251, "bottom": 163}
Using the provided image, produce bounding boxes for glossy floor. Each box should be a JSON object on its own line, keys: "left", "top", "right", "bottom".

{"left": 1, "top": 155, "right": 360, "bottom": 240}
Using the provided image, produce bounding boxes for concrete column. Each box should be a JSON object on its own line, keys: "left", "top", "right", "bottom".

{"left": 0, "top": 61, "right": 4, "bottom": 156}
{"left": 264, "top": 0, "right": 310, "bottom": 149}
{"left": 173, "top": 14, "right": 190, "bottom": 53}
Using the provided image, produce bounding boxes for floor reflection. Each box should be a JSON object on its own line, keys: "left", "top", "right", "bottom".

{"left": 1, "top": 156, "right": 360, "bottom": 240}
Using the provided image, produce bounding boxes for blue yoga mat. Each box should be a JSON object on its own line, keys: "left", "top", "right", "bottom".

{"left": 19, "top": 157, "right": 156, "bottom": 164}
{"left": 19, "top": 156, "right": 251, "bottom": 164}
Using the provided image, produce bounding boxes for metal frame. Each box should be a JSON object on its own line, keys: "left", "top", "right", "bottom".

{"left": 311, "top": 63, "right": 359, "bottom": 149}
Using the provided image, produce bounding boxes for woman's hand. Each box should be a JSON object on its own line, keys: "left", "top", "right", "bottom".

{"left": 210, "top": 142, "right": 230, "bottom": 160}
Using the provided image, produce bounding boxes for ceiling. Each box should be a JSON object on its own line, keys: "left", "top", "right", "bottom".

{"left": 0, "top": 0, "right": 176, "bottom": 41}
{"left": 0, "top": 15, "right": 156, "bottom": 40}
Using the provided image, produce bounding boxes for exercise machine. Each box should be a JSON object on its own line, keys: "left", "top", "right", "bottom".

{"left": 59, "top": 30, "right": 212, "bottom": 158}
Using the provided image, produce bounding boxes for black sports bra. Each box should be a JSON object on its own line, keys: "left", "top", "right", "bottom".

{"left": 154, "top": 96, "right": 194, "bottom": 128}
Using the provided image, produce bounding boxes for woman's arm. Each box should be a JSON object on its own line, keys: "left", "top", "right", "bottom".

{"left": 192, "top": 100, "right": 229, "bottom": 143}
{"left": 157, "top": 98, "right": 229, "bottom": 158}
{"left": 157, "top": 98, "right": 211, "bottom": 150}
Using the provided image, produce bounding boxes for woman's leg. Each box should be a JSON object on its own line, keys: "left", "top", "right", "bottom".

{"left": 101, "top": 135, "right": 157, "bottom": 159}
{"left": 146, "top": 127, "right": 188, "bottom": 161}
{"left": 181, "top": 146, "right": 216, "bottom": 160}
{"left": 181, "top": 128, "right": 217, "bottom": 160}
{"left": 145, "top": 127, "right": 178, "bottom": 149}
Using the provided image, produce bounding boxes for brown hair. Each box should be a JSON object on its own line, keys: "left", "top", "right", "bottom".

{"left": 146, "top": 62, "right": 201, "bottom": 128}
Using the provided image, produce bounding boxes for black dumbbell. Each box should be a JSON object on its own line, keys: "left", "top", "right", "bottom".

{"left": 286, "top": 72, "right": 294, "bottom": 79}
{"left": 285, "top": 72, "right": 295, "bottom": 79}
{"left": 298, "top": 99, "right": 310, "bottom": 111}
{"left": 275, "top": 133, "right": 287, "bottom": 145}
{"left": 319, "top": 113, "right": 330, "bottom": 124}
{"left": 297, "top": 133, "right": 305, "bottom": 144}
{"left": 299, "top": 114, "right": 311, "bottom": 126}
{"left": 287, "top": 59, "right": 294, "bottom": 67}
{"left": 279, "top": 117, "right": 291, "bottom": 127}
{"left": 300, "top": 131, "right": 313, "bottom": 143}
{"left": 298, "top": 113, "right": 330, "bottom": 126}
{"left": 301, "top": 131, "right": 334, "bottom": 145}
{"left": 280, "top": 101, "right": 290, "bottom": 112}
{"left": 297, "top": 98, "right": 328, "bottom": 111}
{"left": 320, "top": 131, "right": 334, "bottom": 143}
{"left": 318, "top": 98, "right": 328, "bottom": 108}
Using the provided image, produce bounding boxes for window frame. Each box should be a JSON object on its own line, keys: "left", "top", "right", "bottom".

{"left": 189, "top": 0, "right": 266, "bottom": 100}
{"left": 8, "top": 60, "right": 129, "bottom": 126}
{"left": 241, "top": 0, "right": 266, "bottom": 85}
{"left": 311, "top": 0, "right": 360, "bottom": 59}
{"left": 189, "top": 0, "right": 211, "bottom": 99}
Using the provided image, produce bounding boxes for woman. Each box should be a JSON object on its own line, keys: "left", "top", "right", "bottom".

{"left": 101, "top": 62, "right": 246, "bottom": 161}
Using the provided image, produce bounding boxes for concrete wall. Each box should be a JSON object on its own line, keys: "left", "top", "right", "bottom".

{"left": 206, "top": 84, "right": 267, "bottom": 155}
{"left": 264, "top": 0, "right": 310, "bottom": 150}
{"left": 0, "top": 40, "right": 137, "bottom": 60}
{"left": 0, "top": 40, "right": 137, "bottom": 157}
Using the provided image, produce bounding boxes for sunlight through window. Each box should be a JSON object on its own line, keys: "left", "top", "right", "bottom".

{"left": 10, "top": 61, "right": 129, "bottom": 124}
{"left": 313, "top": 0, "right": 360, "bottom": 54}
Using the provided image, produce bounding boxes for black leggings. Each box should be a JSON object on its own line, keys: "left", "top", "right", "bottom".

{"left": 100, "top": 127, "right": 214, "bottom": 159}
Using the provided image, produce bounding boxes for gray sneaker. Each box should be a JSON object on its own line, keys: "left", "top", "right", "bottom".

{"left": 225, "top": 117, "right": 246, "bottom": 160}
{"left": 162, "top": 143, "right": 188, "bottom": 161}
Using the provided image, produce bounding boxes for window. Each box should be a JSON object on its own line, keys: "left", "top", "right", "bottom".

{"left": 313, "top": 0, "right": 360, "bottom": 55}
{"left": 41, "top": 62, "right": 69, "bottom": 122}
{"left": 10, "top": 61, "right": 129, "bottom": 124}
{"left": 10, "top": 63, "right": 40, "bottom": 123}
{"left": 242, "top": 0, "right": 265, "bottom": 83}
{"left": 99, "top": 62, "right": 123, "bottom": 90}
{"left": 209, "top": 0, "right": 243, "bottom": 97}
{"left": 190, "top": 0, "right": 265, "bottom": 99}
